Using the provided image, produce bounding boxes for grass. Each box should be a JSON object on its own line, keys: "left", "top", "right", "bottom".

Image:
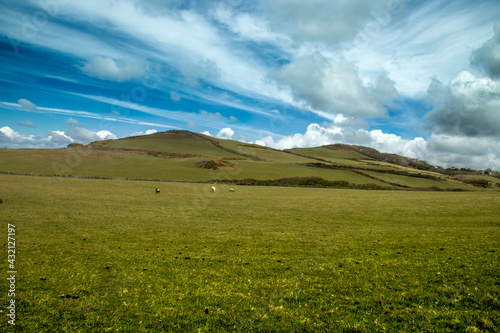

{"left": 361, "top": 171, "right": 471, "bottom": 190}
{"left": 0, "top": 148, "right": 383, "bottom": 185}
{"left": 104, "top": 131, "right": 242, "bottom": 159}
{"left": 1, "top": 147, "right": 494, "bottom": 191}
{"left": 1, "top": 130, "right": 498, "bottom": 191}
{"left": 0, "top": 174, "right": 499, "bottom": 332}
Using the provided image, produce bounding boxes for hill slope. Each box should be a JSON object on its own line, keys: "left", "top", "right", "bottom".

{"left": 0, "top": 130, "right": 498, "bottom": 191}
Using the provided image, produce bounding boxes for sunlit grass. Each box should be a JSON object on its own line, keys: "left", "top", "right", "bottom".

{"left": 0, "top": 175, "right": 498, "bottom": 332}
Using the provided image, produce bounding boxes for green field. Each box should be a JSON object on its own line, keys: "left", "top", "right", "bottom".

{"left": 1, "top": 174, "right": 499, "bottom": 332}
{"left": 1, "top": 130, "right": 498, "bottom": 191}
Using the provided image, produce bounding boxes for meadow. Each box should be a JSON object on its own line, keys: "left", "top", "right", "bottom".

{"left": 0, "top": 174, "right": 499, "bottom": 332}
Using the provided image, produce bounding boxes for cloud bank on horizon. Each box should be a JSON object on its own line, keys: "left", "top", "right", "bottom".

{"left": 0, "top": 0, "right": 499, "bottom": 170}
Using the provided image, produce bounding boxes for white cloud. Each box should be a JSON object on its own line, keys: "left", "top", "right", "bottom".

{"left": 216, "top": 127, "right": 234, "bottom": 140}
{"left": 212, "top": 5, "right": 292, "bottom": 47}
{"left": 0, "top": 125, "right": 120, "bottom": 148}
{"left": 129, "top": 129, "right": 158, "bottom": 137}
{"left": 17, "top": 99, "right": 37, "bottom": 111}
{"left": 270, "top": 54, "right": 399, "bottom": 117}
{"left": 47, "top": 130, "right": 73, "bottom": 144}
{"left": 0, "top": 0, "right": 289, "bottom": 110}
{"left": 201, "top": 130, "right": 213, "bottom": 137}
{"left": 79, "top": 56, "right": 147, "bottom": 82}
{"left": 65, "top": 127, "right": 116, "bottom": 144}
{"left": 0, "top": 126, "right": 33, "bottom": 142}
{"left": 427, "top": 134, "right": 500, "bottom": 170}
{"left": 255, "top": 123, "right": 500, "bottom": 170}
{"left": 345, "top": 1, "right": 498, "bottom": 97}
{"left": 0, "top": 126, "right": 73, "bottom": 148}
{"left": 2, "top": 101, "right": 175, "bottom": 130}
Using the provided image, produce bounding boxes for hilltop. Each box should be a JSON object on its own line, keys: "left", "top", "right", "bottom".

{"left": 0, "top": 130, "right": 498, "bottom": 191}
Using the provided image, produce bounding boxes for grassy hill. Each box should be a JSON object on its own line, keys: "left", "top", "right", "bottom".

{"left": 0, "top": 130, "right": 498, "bottom": 191}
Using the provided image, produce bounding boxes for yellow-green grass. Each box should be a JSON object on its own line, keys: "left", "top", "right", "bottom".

{"left": 0, "top": 143, "right": 496, "bottom": 190}
{"left": 458, "top": 175, "right": 500, "bottom": 187}
{"left": 215, "top": 139, "right": 317, "bottom": 163}
{"left": 361, "top": 171, "right": 471, "bottom": 190}
{"left": 211, "top": 160, "right": 388, "bottom": 185}
{"left": 0, "top": 174, "right": 499, "bottom": 332}
{"left": 287, "top": 147, "right": 379, "bottom": 168}
{"left": 104, "top": 131, "right": 241, "bottom": 159}
{"left": 289, "top": 147, "right": 373, "bottom": 161}
{"left": 0, "top": 149, "right": 388, "bottom": 185}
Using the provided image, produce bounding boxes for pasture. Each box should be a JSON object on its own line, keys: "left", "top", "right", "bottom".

{"left": 0, "top": 174, "right": 499, "bottom": 332}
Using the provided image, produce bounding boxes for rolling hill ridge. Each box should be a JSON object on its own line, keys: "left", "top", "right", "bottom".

{"left": 1, "top": 130, "right": 498, "bottom": 191}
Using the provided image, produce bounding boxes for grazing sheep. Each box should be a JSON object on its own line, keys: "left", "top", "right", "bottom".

{"left": 211, "top": 186, "right": 216, "bottom": 192}
{"left": 229, "top": 188, "right": 235, "bottom": 192}
{"left": 155, "top": 188, "right": 160, "bottom": 194}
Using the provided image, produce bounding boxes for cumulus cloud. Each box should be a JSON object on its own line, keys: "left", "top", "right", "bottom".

{"left": 66, "top": 127, "right": 117, "bottom": 143}
{"left": 201, "top": 130, "right": 213, "bottom": 137}
{"left": 79, "top": 57, "right": 147, "bottom": 82}
{"left": 255, "top": 123, "right": 499, "bottom": 170}
{"left": 0, "top": 126, "right": 35, "bottom": 146}
{"left": 0, "top": 126, "right": 73, "bottom": 148}
{"left": 17, "top": 99, "right": 37, "bottom": 111}
{"left": 427, "top": 134, "right": 500, "bottom": 170}
{"left": 47, "top": 130, "right": 73, "bottom": 144}
{"left": 16, "top": 120, "right": 38, "bottom": 128}
{"left": 471, "top": 22, "right": 500, "bottom": 78}
{"left": 270, "top": 54, "right": 399, "bottom": 117}
{"left": 129, "top": 129, "right": 158, "bottom": 137}
{"left": 256, "top": 123, "right": 371, "bottom": 149}
{"left": 216, "top": 127, "right": 234, "bottom": 140}
{"left": 425, "top": 71, "right": 500, "bottom": 137}
{"left": 1, "top": 125, "right": 119, "bottom": 148}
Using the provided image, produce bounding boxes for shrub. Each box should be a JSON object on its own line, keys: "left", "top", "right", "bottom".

{"left": 196, "top": 158, "right": 235, "bottom": 170}
{"left": 455, "top": 177, "right": 491, "bottom": 188}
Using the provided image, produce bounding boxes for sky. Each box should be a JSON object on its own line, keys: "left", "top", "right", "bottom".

{"left": 1, "top": 0, "right": 499, "bottom": 170}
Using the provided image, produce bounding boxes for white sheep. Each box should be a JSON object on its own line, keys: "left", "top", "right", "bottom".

{"left": 229, "top": 188, "right": 235, "bottom": 192}
{"left": 210, "top": 186, "right": 216, "bottom": 192}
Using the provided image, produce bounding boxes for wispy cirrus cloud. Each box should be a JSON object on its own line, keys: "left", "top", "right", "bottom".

{"left": 1, "top": 0, "right": 499, "bottom": 170}
{"left": 2, "top": 101, "right": 176, "bottom": 130}
{"left": 79, "top": 57, "right": 148, "bottom": 82}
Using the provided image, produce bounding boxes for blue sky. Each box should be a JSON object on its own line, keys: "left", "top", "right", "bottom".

{"left": 1, "top": 0, "right": 499, "bottom": 170}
